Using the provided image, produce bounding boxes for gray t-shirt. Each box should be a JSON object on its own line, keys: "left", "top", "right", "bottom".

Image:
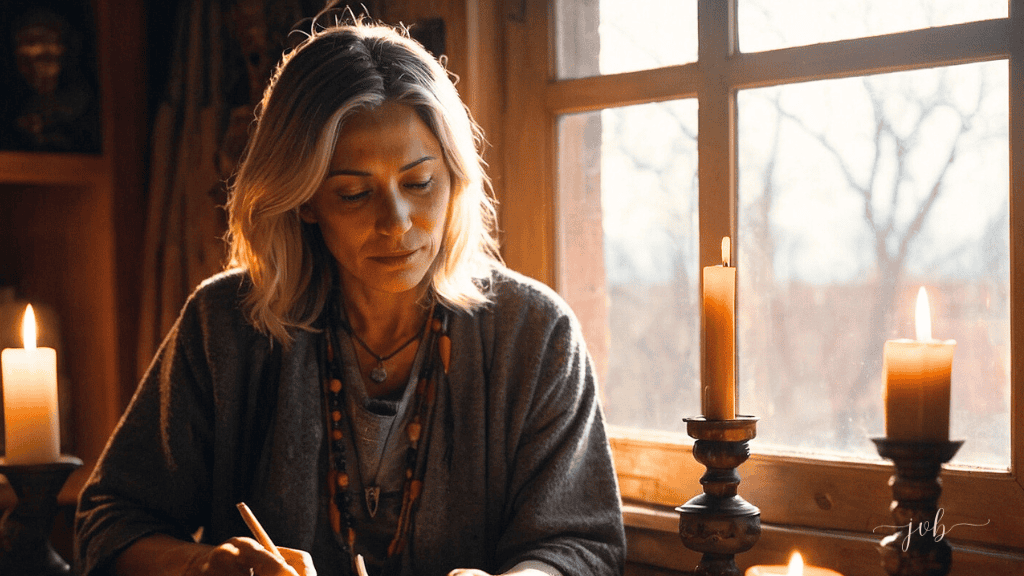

{"left": 339, "top": 327, "right": 425, "bottom": 571}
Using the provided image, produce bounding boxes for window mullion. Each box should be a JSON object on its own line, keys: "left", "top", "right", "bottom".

{"left": 501, "top": 0, "right": 556, "bottom": 286}
{"left": 698, "top": 0, "right": 739, "bottom": 405}
{"left": 1009, "top": 0, "right": 1024, "bottom": 484}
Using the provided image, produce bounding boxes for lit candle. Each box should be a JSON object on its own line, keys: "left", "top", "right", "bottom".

{"left": 702, "top": 236, "right": 736, "bottom": 420}
{"left": 1, "top": 305, "right": 61, "bottom": 464}
{"left": 745, "top": 551, "right": 845, "bottom": 575}
{"left": 882, "top": 287, "right": 955, "bottom": 441}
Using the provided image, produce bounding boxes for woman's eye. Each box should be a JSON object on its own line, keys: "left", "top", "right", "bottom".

{"left": 338, "top": 189, "right": 371, "bottom": 202}
{"left": 405, "top": 178, "right": 434, "bottom": 191}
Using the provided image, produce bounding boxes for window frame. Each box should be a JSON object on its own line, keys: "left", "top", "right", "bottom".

{"left": 500, "top": 0, "right": 1024, "bottom": 553}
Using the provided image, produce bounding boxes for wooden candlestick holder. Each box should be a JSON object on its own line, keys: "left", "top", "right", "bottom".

{"left": 677, "top": 416, "right": 760, "bottom": 576}
{"left": 0, "top": 455, "right": 82, "bottom": 576}
{"left": 872, "top": 438, "right": 963, "bottom": 576}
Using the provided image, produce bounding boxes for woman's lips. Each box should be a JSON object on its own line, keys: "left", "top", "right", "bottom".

{"left": 369, "top": 248, "right": 420, "bottom": 265}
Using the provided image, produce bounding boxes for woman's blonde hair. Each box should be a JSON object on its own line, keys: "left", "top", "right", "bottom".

{"left": 226, "top": 18, "right": 501, "bottom": 345}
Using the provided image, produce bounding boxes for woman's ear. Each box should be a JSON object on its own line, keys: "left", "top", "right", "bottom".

{"left": 298, "top": 204, "right": 317, "bottom": 224}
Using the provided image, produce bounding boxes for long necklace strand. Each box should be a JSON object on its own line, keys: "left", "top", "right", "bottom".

{"left": 322, "top": 297, "right": 449, "bottom": 572}
{"left": 342, "top": 314, "right": 428, "bottom": 384}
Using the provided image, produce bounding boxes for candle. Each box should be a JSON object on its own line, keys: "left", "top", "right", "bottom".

{"left": 1, "top": 305, "right": 61, "bottom": 464}
{"left": 883, "top": 287, "right": 955, "bottom": 441}
{"left": 746, "top": 551, "right": 845, "bottom": 575}
{"left": 702, "top": 236, "right": 736, "bottom": 420}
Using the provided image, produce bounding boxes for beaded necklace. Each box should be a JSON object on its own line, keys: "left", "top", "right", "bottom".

{"left": 321, "top": 295, "right": 450, "bottom": 572}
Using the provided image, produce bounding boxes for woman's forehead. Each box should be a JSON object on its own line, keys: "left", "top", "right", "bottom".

{"left": 330, "top": 102, "right": 443, "bottom": 170}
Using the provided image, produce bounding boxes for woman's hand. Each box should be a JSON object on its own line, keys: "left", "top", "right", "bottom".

{"left": 115, "top": 534, "right": 316, "bottom": 576}
{"left": 185, "top": 537, "right": 317, "bottom": 576}
{"left": 448, "top": 569, "right": 552, "bottom": 576}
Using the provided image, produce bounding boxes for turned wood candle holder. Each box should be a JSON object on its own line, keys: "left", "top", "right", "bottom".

{"left": 677, "top": 416, "right": 760, "bottom": 576}
{"left": 0, "top": 455, "right": 82, "bottom": 576}
{"left": 872, "top": 438, "right": 963, "bottom": 576}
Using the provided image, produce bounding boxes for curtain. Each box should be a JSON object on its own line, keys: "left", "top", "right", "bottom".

{"left": 136, "top": 0, "right": 310, "bottom": 378}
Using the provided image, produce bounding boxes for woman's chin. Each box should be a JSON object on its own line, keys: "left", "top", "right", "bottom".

{"left": 358, "top": 269, "right": 432, "bottom": 296}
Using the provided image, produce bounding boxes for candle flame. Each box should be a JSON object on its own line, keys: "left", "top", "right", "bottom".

{"left": 915, "top": 286, "right": 932, "bottom": 341}
{"left": 787, "top": 552, "right": 804, "bottom": 576}
{"left": 721, "top": 236, "right": 731, "bottom": 267}
{"left": 22, "top": 304, "right": 37, "bottom": 350}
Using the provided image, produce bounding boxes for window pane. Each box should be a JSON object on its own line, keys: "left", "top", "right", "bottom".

{"left": 558, "top": 101, "right": 699, "bottom": 432}
{"left": 739, "top": 0, "right": 1007, "bottom": 53}
{"left": 555, "top": 0, "right": 697, "bottom": 80}
{"left": 737, "top": 62, "right": 1010, "bottom": 469}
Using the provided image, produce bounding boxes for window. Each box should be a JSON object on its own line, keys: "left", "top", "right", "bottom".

{"left": 737, "top": 62, "right": 1009, "bottom": 467}
{"left": 500, "top": 0, "right": 1023, "bottom": 558}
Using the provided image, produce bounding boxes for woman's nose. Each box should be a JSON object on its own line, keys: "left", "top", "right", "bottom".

{"left": 376, "top": 185, "right": 413, "bottom": 236}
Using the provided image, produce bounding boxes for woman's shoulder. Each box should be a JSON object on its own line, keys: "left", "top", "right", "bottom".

{"left": 189, "top": 268, "right": 250, "bottom": 301}
{"left": 178, "top": 268, "right": 255, "bottom": 333}
{"left": 474, "top": 266, "right": 579, "bottom": 327}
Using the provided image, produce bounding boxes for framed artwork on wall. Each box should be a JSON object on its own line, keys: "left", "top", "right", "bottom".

{"left": 0, "top": 0, "right": 102, "bottom": 154}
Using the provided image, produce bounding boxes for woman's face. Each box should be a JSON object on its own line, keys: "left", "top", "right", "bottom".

{"left": 301, "top": 101, "right": 451, "bottom": 296}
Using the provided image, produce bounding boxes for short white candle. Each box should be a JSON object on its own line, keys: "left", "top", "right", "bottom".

{"left": 1, "top": 305, "right": 61, "bottom": 464}
{"left": 745, "top": 551, "right": 845, "bottom": 575}
{"left": 883, "top": 287, "right": 955, "bottom": 441}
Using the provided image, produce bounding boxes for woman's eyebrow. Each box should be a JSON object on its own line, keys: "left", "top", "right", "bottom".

{"left": 326, "top": 156, "right": 437, "bottom": 178}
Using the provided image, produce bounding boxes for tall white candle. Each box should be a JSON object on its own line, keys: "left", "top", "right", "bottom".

{"left": 702, "top": 237, "right": 736, "bottom": 420}
{"left": 883, "top": 287, "right": 955, "bottom": 441}
{"left": 1, "top": 305, "right": 61, "bottom": 464}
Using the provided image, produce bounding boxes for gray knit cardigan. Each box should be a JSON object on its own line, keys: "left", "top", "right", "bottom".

{"left": 74, "top": 267, "right": 625, "bottom": 576}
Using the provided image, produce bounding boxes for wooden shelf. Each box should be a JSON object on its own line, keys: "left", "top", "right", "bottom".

{"left": 0, "top": 151, "right": 107, "bottom": 186}
{"left": 0, "top": 182, "right": 123, "bottom": 502}
{"left": 0, "top": 0, "right": 147, "bottom": 516}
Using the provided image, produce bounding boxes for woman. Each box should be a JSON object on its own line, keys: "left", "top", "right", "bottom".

{"left": 75, "top": 17, "right": 625, "bottom": 576}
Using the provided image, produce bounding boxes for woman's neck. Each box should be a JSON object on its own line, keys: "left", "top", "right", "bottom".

{"left": 340, "top": 281, "right": 430, "bottom": 353}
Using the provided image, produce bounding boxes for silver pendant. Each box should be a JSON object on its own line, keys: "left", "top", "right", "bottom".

{"left": 370, "top": 365, "right": 387, "bottom": 383}
{"left": 365, "top": 486, "right": 381, "bottom": 518}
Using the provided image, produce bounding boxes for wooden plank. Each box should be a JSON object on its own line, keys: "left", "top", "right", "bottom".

{"left": 546, "top": 64, "right": 700, "bottom": 115}
{"left": 1010, "top": 0, "right": 1024, "bottom": 491}
{"left": 623, "top": 515, "right": 1024, "bottom": 576}
{"left": 462, "top": 0, "right": 505, "bottom": 227}
{"left": 499, "top": 0, "right": 556, "bottom": 285}
{"left": 729, "top": 18, "right": 1009, "bottom": 90}
{"left": 0, "top": 152, "right": 105, "bottom": 186}
{"left": 0, "top": 183, "right": 119, "bottom": 502}
{"left": 611, "top": 434, "right": 1024, "bottom": 550}
{"left": 546, "top": 18, "right": 1010, "bottom": 115}
{"left": 696, "top": 0, "right": 736, "bottom": 268}
{"left": 96, "top": 0, "right": 148, "bottom": 408}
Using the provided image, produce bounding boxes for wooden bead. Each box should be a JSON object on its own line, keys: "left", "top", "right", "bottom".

{"left": 330, "top": 378, "right": 342, "bottom": 393}
{"left": 337, "top": 472, "right": 349, "bottom": 488}
{"left": 329, "top": 502, "right": 341, "bottom": 533}
{"left": 332, "top": 410, "right": 342, "bottom": 422}
{"left": 332, "top": 429, "right": 343, "bottom": 441}
{"left": 432, "top": 318, "right": 442, "bottom": 332}
{"left": 407, "top": 422, "right": 422, "bottom": 443}
{"left": 439, "top": 335, "right": 451, "bottom": 373}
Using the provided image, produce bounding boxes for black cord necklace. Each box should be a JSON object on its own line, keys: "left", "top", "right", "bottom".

{"left": 343, "top": 315, "right": 428, "bottom": 383}
{"left": 322, "top": 295, "right": 449, "bottom": 570}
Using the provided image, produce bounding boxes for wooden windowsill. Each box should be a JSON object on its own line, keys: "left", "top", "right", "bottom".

{"left": 621, "top": 501, "right": 1024, "bottom": 576}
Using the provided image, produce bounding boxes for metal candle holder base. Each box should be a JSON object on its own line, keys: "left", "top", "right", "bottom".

{"left": 872, "top": 438, "right": 962, "bottom": 576}
{"left": 677, "top": 416, "right": 760, "bottom": 576}
{"left": 0, "top": 455, "right": 83, "bottom": 576}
